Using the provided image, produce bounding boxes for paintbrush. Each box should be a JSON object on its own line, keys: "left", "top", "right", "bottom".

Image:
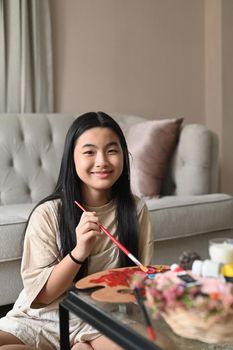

{"left": 134, "top": 287, "right": 156, "bottom": 341}
{"left": 74, "top": 200, "right": 148, "bottom": 273}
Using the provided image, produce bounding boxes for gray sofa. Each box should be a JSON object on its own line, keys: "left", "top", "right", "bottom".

{"left": 0, "top": 113, "right": 233, "bottom": 307}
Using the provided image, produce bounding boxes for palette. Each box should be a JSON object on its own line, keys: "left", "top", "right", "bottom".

{"left": 75, "top": 265, "right": 169, "bottom": 303}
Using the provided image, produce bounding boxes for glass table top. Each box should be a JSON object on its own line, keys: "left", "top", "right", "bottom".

{"left": 65, "top": 287, "right": 233, "bottom": 350}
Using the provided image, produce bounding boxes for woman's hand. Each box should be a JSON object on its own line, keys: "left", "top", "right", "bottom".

{"left": 72, "top": 211, "right": 101, "bottom": 261}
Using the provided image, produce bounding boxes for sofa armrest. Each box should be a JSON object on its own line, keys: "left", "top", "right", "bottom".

{"left": 170, "top": 124, "right": 219, "bottom": 195}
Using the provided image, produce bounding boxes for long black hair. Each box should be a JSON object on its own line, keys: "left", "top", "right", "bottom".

{"left": 34, "top": 112, "right": 139, "bottom": 279}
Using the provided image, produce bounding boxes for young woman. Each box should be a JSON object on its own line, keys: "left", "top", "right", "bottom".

{"left": 0, "top": 112, "right": 153, "bottom": 350}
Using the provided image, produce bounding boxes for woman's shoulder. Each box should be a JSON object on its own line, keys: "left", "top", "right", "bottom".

{"left": 31, "top": 198, "right": 61, "bottom": 219}
{"left": 25, "top": 199, "right": 62, "bottom": 241}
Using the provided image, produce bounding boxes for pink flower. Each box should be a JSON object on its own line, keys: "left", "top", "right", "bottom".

{"left": 130, "top": 270, "right": 233, "bottom": 320}
{"left": 163, "top": 284, "right": 184, "bottom": 305}
{"left": 201, "top": 277, "right": 233, "bottom": 295}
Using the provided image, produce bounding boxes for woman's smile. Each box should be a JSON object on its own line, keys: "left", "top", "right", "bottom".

{"left": 74, "top": 127, "right": 124, "bottom": 200}
{"left": 91, "top": 170, "right": 113, "bottom": 178}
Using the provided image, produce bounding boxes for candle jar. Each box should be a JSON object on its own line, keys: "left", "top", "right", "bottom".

{"left": 209, "top": 238, "right": 233, "bottom": 264}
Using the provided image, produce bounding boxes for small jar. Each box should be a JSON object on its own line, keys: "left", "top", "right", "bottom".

{"left": 192, "top": 259, "right": 222, "bottom": 278}
{"left": 209, "top": 238, "right": 233, "bottom": 264}
{"left": 221, "top": 264, "right": 233, "bottom": 278}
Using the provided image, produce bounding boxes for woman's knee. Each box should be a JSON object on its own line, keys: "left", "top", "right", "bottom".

{"left": 0, "top": 331, "right": 24, "bottom": 346}
{"left": 90, "top": 335, "right": 123, "bottom": 350}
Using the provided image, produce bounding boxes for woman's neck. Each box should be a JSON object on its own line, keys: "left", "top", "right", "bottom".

{"left": 82, "top": 188, "right": 112, "bottom": 207}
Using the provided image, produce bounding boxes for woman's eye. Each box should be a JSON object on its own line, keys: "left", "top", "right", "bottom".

{"left": 108, "top": 149, "right": 118, "bottom": 154}
{"left": 83, "top": 150, "right": 94, "bottom": 155}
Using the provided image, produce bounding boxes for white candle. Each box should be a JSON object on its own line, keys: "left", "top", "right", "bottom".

{"left": 209, "top": 241, "right": 233, "bottom": 264}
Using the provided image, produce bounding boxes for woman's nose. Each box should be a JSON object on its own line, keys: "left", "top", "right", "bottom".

{"left": 95, "top": 151, "right": 108, "bottom": 166}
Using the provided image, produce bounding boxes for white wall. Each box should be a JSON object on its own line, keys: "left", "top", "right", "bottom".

{"left": 50, "top": 0, "right": 204, "bottom": 123}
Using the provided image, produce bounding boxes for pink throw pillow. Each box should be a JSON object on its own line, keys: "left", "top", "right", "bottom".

{"left": 124, "top": 118, "right": 183, "bottom": 198}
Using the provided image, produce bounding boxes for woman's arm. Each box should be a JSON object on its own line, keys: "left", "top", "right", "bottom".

{"left": 22, "top": 202, "right": 101, "bottom": 306}
{"left": 35, "top": 211, "right": 101, "bottom": 305}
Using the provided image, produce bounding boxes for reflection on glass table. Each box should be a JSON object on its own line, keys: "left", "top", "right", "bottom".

{"left": 59, "top": 287, "right": 233, "bottom": 350}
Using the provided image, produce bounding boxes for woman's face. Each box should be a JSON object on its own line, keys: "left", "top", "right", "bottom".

{"left": 74, "top": 127, "right": 124, "bottom": 199}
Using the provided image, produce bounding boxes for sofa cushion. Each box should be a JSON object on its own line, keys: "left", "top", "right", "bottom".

{"left": 0, "top": 203, "right": 35, "bottom": 262}
{"left": 147, "top": 193, "right": 233, "bottom": 241}
{"left": 122, "top": 118, "right": 183, "bottom": 198}
{"left": 0, "top": 260, "right": 23, "bottom": 305}
{"left": 171, "top": 124, "right": 219, "bottom": 195}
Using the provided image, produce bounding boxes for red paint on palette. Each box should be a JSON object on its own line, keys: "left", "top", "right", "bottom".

{"left": 90, "top": 267, "right": 143, "bottom": 287}
{"left": 89, "top": 265, "right": 169, "bottom": 287}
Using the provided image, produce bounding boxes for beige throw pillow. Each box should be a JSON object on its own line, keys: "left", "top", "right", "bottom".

{"left": 124, "top": 118, "right": 183, "bottom": 198}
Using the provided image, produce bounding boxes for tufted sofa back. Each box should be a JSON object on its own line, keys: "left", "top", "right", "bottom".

{"left": 0, "top": 113, "right": 219, "bottom": 206}
{"left": 0, "top": 114, "right": 76, "bottom": 205}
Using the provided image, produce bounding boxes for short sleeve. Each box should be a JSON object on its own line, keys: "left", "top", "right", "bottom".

{"left": 136, "top": 197, "right": 153, "bottom": 265}
{"left": 21, "top": 201, "right": 60, "bottom": 306}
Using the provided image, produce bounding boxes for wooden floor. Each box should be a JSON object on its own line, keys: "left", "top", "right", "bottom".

{"left": 0, "top": 304, "right": 13, "bottom": 318}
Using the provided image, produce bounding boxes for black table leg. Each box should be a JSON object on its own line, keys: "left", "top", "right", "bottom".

{"left": 59, "top": 303, "right": 70, "bottom": 350}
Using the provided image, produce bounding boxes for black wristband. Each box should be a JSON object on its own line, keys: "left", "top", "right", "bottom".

{"left": 69, "top": 251, "right": 85, "bottom": 265}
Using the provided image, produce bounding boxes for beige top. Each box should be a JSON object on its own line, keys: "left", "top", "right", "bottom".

{"left": 0, "top": 197, "right": 153, "bottom": 349}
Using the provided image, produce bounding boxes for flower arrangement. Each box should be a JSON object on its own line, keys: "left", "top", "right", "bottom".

{"left": 131, "top": 270, "right": 233, "bottom": 319}
{"left": 131, "top": 270, "right": 233, "bottom": 343}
